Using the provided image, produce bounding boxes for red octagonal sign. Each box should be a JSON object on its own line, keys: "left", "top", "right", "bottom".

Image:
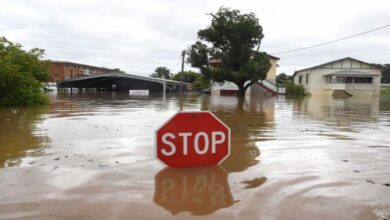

{"left": 156, "top": 111, "right": 230, "bottom": 168}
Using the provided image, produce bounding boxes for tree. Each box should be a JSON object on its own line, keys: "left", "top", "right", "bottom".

{"left": 172, "top": 71, "right": 210, "bottom": 91}
{"left": 382, "top": 64, "right": 390, "bottom": 83}
{"left": 187, "top": 7, "right": 271, "bottom": 97}
{"left": 172, "top": 71, "right": 199, "bottom": 83}
{"left": 150, "top": 67, "right": 172, "bottom": 79}
{"left": 276, "top": 73, "right": 293, "bottom": 86}
{"left": 372, "top": 64, "right": 390, "bottom": 83}
{"left": 0, "top": 37, "right": 50, "bottom": 106}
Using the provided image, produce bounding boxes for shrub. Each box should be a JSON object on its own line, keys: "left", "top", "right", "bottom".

{"left": 0, "top": 37, "right": 49, "bottom": 106}
{"left": 285, "top": 82, "right": 306, "bottom": 96}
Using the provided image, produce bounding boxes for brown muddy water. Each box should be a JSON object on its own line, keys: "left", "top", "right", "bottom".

{"left": 0, "top": 92, "right": 390, "bottom": 220}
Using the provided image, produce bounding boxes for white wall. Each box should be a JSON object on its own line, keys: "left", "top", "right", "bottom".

{"left": 294, "top": 68, "right": 381, "bottom": 96}
{"left": 211, "top": 58, "right": 278, "bottom": 94}
{"left": 294, "top": 58, "right": 381, "bottom": 96}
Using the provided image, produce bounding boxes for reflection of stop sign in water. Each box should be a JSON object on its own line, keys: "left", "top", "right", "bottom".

{"left": 153, "top": 166, "right": 234, "bottom": 215}
{"left": 156, "top": 111, "right": 230, "bottom": 168}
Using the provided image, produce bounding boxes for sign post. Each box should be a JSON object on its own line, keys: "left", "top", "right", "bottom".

{"left": 156, "top": 111, "right": 230, "bottom": 168}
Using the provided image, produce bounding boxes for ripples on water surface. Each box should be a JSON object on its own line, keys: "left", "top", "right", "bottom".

{"left": 0, "top": 92, "right": 390, "bottom": 220}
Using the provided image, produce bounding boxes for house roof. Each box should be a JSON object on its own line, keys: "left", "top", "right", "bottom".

{"left": 267, "top": 54, "right": 280, "bottom": 60}
{"left": 293, "top": 57, "right": 378, "bottom": 77}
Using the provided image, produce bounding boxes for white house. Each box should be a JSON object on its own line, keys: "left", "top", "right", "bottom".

{"left": 211, "top": 55, "right": 282, "bottom": 96}
{"left": 293, "top": 57, "right": 382, "bottom": 97}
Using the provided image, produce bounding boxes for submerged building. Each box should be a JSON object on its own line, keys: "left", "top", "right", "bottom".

{"left": 49, "top": 61, "right": 115, "bottom": 82}
{"left": 293, "top": 57, "right": 382, "bottom": 97}
{"left": 210, "top": 55, "right": 282, "bottom": 96}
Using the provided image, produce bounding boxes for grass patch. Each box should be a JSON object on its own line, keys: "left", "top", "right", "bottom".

{"left": 381, "top": 88, "right": 390, "bottom": 96}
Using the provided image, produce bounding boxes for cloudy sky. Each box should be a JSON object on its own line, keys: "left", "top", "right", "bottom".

{"left": 1, "top": 0, "right": 389, "bottom": 76}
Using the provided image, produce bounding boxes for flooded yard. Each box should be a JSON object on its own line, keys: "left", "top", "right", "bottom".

{"left": 0, "top": 93, "right": 390, "bottom": 220}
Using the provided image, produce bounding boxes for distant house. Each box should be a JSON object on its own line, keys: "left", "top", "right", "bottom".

{"left": 49, "top": 61, "right": 115, "bottom": 82}
{"left": 293, "top": 57, "right": 382, "bottom": 97}
{"left": 211, "top": 55, "right": 281, "bottom": 96}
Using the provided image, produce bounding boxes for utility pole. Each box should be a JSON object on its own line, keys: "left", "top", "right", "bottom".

{"left": 179, "top": 50, "right": 185, "bottom": 111}
{"left": 179, "top": 51, "right": 185, "bottom": 94}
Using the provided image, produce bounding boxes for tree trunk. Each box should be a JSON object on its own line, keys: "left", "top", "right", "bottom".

{"left": 237, "top": 83, "right": 246, "bottom": 97}
{"left": 237, "top": 96, "right": 245, "bottom": 110}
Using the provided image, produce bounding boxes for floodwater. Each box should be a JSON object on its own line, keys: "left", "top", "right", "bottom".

{"left": 0, "top": 92, "right": 390, "bottom": 220}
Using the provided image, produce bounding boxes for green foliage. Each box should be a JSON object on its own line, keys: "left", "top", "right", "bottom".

{"left": 381, "top": 88, "right": 390, "bottom": 96}
{"left": 150, "top": 67, "right": 172, "bottom": 79}
{"left": 276, "top": 73, "right": 293, "bottom": 86}
{"left": 382, "top": 65, "right": 390, "bottom": 83}
{"left": 187, "top": 7, "right": 271, "bottom": 96}
{"left": 194, "top": 75, "right": 211, "bottom": 91}
{"left": 0, "top": 37, "right": 49, "bottom": 107}
{"left": 172, "top": 71, "right": 210, "bottom": 91}
{"left": 285, "top": 83, "right": 306, "bottom": 96}
{"left": 172, "top": 71, "right": 199, "bottom": 83}
{"left": 372, "top": 63, "right": 390, "bottom": 83}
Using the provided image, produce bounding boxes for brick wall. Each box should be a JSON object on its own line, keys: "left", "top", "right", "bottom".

{"left": 49, "top": 61, "right": 114, "bottom": 82}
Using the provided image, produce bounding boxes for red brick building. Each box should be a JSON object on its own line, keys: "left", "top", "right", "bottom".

{"left": 49, "top": 61, "right": 115, "bottom": 82}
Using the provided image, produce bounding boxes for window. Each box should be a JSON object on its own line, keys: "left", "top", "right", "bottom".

{"left": 299, "top": 75, "right": 302, "bottom": 84}
{"left": 326, "top": 76, "right": 330, "bottom": 83}
{"left": 306, "top": 74, "right": 309, "bottom": 84}
{"left": 328, "top": 76, "right": 373, "bottom": 84}
{"left": 354, "top": 77, "right": 373, "bottom": 84}
{"left": 335, "top": 76, "right": 346, "bottom": 83}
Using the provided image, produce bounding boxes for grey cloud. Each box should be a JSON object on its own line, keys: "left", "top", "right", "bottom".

{"left": 0, "top": 0, "right": 389, "bottom": 76}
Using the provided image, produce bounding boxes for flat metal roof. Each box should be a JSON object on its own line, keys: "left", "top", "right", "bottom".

{"left": 59, "top": 72, "right": 192, "bottom": 85}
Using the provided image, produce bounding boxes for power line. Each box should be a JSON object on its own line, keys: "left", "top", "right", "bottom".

{"left": 272, "top": 24, "right": 390, "bottom": 55}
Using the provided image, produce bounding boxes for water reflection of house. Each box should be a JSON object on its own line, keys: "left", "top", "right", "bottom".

{"left": 293, "top": 57, "right": 381, "bottom": 97}
{"left": 292, "top": 96, "right": 380, "bottom": 129}
{"left": 210, "top": 55, "right": 281, "bottom": 96}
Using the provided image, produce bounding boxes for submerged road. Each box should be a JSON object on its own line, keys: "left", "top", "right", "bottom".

{"left": 0, "top": 93, "right": 390, "bottom": 219}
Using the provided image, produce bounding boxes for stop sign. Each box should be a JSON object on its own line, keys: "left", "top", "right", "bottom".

{"left": 156, "top": 111, "right": 230, "bottom": 168}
